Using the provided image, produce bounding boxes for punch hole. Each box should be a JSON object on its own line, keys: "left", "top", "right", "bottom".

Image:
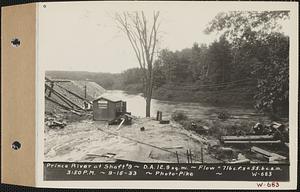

{"left": 43, "top": 4, "right": 47, "bottom": 8}
{"left": 11, "top": 38, "right": 21, "bottom": 47}
{"left": 12, "top": 141, "right": 21, "bottom": 150}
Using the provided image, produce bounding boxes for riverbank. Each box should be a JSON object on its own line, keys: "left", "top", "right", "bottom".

{"left": 152, "top": 85, "right": 255, "bottom": 107}
{"left": 119, "top": 83, "right": 256, "bottom": 108}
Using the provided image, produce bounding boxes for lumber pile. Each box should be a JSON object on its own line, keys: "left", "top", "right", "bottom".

{"left": 221, "top": 121, "right": 289, "bottom": 144}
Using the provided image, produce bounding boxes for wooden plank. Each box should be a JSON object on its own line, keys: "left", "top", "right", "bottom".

{"left": 251, "top": 146, "right": 273, "bottom": 156}
{"left": 229, "top": 159, "right": 250, "bottom": 164}
{"left": 223, "top": 140, "right": 281, "bottom": 144}
{"left": 162, "top": 146, "right": 183, "bottom": 149}
{"left": 221, "top": 135, "right": 274, "bottom": 141}
{"left": 116, "top": 118, "right": 126, "bottom": 131}
{"left": 251, "top": 146, "right": 286, "bottom": 160}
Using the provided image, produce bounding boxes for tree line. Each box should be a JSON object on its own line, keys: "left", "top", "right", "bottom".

{"left": 47, "top": 11, "right": 289, "bottom": 117}
{"left": 120, "top": 11, "right": 289, "bottom": 116}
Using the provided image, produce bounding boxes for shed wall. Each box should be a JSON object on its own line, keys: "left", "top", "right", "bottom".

{"left": 93, "top": 100, "right": 117, "bottom": 121}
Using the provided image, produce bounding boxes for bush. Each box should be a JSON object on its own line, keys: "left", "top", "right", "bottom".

{"left": 217, "top": 110, "right": 231, "bottom": 120}
{"left": 171, "top": 111, "right": 188, "bottom": 122}
{"left": 208, "top": 120, "right": 228, "bottom": 138}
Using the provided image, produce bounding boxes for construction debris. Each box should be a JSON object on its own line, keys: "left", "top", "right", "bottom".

{"left": 253, "top": 123, "right": 264, "bottom": 134}
{"left": 271, "top": 122, "right": 284, "bottom": 130}
{"left": 220, "top": 121, "right": 289, "bottom": 153}
{"left": 251, "top": 146, "right": 287, "bottom": 161}
{"left": 108, "top": 113, "right": 132, "bottom": 125}
{"left": 190, "top": 122, "right": 209, "bottom": 134}
{"left": 45, "top": 119, "right": 66, "bottom": 129}
{"left": 159, "top": 120, "right": 170, "bottom": 124}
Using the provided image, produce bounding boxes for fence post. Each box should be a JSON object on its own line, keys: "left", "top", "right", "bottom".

{"left": 201, "top": 147, "right": 204, "bottom": 163}
{"left": 186, "top": 149, "right": 190, "bottom": 163}
{"left": 189, "top": 149, "right": 193, "bottom": 163}
{"left": 175, "top": 151, "right": 179, "bottom": 163}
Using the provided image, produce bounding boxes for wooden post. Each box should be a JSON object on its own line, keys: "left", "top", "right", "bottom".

{"left": 189, "top": 149, "right": 193, "bottom": 163}
{"left": 48, "top": 82, "right": 54, "bottom": 97}
{"left": 175, "top": 151, "right": 179, "bottom": 163}
{"left": 156, "top": 111, "right": 160, "bottom": 121}
{"left": 159, "top": 111, "right": 162, "bottom": 121}
{"left": 201, "top": 147, "right": 204, "bottom": 163}
{"left": 186, "top": 149, "right": 190, "bottom": 164}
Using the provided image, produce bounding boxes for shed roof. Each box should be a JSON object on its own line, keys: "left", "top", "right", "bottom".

{"left": 94, "top": 93, "right": 123, "bottom": 103}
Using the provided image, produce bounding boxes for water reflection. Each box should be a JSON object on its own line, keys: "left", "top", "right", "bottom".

{"left": 104, "top": 90, "right": 256, "bottom": 119}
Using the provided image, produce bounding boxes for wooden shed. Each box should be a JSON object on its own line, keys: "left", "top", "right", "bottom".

{"left": 92, "top": 95, "right": 127, "bottom": 121}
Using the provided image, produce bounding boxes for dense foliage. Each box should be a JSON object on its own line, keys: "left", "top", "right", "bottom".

{"left": 151, "top": 11, "right": 289, "bottom": 115}
{"left": 204, "top": 11, "right": 289, "bottom": 115}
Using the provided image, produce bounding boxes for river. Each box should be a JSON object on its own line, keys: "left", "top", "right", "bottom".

{"left": 104, "top": 90, "right": 261, "bottom": 120}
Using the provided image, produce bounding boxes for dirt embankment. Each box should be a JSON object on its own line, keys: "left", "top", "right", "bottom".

{"left": 45, "top": 80, "right": 105, "bottom": 114}
{"left": 45, "top": 117, "right": 222, "bottom": 163}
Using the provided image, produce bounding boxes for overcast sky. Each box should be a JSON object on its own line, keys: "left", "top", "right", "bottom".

{"left": 39, "top": 1, "right": 291, "bottom": 73}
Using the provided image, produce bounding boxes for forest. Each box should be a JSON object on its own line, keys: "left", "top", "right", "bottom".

{"left": 47, "top": 11, "right": 289, "bottom": 117}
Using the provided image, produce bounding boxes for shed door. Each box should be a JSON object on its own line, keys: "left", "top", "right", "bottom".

{"left": 97, "top": 100, "right": 109, "bottom": 120}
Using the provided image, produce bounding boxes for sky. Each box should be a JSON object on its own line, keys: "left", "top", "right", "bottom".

{"left": 39, "top": 1, "right": 291, "bottom": 73}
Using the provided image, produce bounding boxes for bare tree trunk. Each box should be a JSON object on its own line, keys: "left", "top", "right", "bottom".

{"left": 146, "top": 93, "right": 151, "bottom": 117}
{"left": 115, "top": 11, "right": 160, "bottom": 117}
{"left": 145, "top": 61, "right": 154, "bottom": 117}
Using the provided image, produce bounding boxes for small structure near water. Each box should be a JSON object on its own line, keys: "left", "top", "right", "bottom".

{"left": 93, "top": 94, "right": 127, "bottom": 121}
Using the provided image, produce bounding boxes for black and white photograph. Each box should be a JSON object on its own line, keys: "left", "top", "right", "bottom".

{"left": 39, "top": 1, "right": 296, "bottom": 185}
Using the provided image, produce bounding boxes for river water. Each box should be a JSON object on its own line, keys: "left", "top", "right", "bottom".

{"left": 104, "top": 90, "right": 260, "bottom": 120}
